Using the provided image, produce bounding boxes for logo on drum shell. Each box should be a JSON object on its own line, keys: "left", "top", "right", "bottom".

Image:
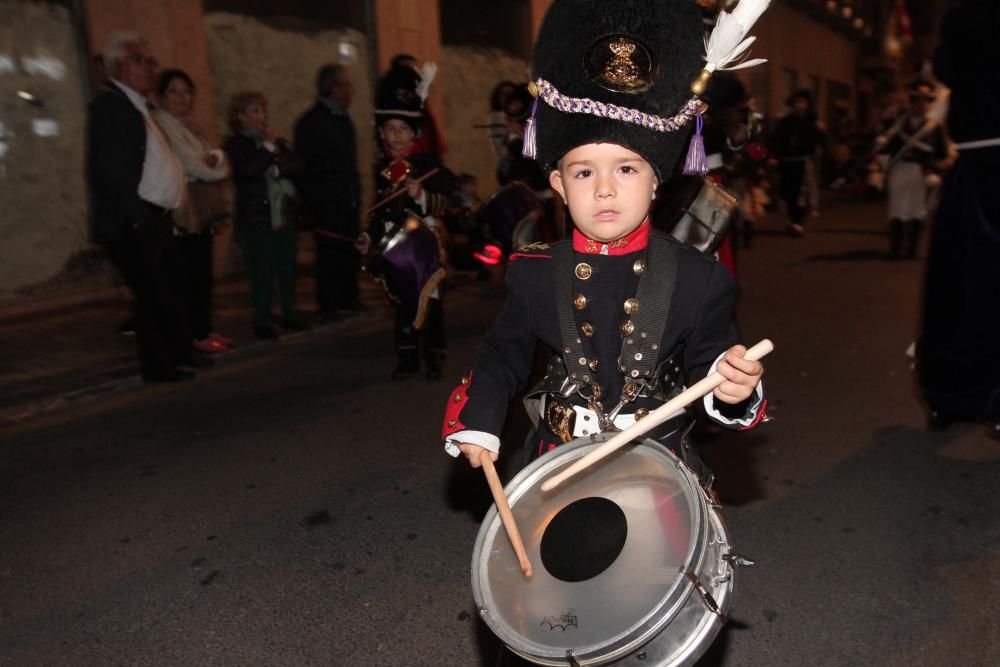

{"left": 540, "top": 614, "right": 578, "bottom": 631}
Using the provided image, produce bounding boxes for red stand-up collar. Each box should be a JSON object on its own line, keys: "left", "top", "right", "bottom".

{"left": 573, "top": 219, "right": 650, "bottom": 255}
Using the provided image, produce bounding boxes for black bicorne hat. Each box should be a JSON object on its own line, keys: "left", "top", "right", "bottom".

{"left": 526, "top": 0, "right": 772, "bottom": 178}
{"left": 374, "top": 65, "right": 425, "bottom": 131}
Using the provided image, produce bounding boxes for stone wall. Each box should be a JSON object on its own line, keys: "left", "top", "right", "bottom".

{"left": 439, "top": 45, "right": 528, "bottom": 195}
{"left": 203, "top": 12, "right": 375, "bottom": 208}
{"left": 0, "top": 1, "right": 89, "bottom": 294}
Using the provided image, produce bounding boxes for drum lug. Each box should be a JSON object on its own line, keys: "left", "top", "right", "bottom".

{"left": 723, "top": 552, "right": 756, "bottom": 568}
{"left": 684, "top": 570, "right": 727, "bottom": 622}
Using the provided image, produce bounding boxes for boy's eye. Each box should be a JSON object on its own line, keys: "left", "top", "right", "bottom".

{"left": 619, "top": 165, "right": 637, "bottom": 174}
{"left": 574, "top": 169, "right": 592, "bottom": 178}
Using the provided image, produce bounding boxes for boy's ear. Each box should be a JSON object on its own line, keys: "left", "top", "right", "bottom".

{"left": 549, "top": 169, "right": 567, "bottom": 204}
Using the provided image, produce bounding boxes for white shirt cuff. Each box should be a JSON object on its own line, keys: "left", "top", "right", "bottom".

{"left": 414, "top": 189, "right": 427, "bottom": 213}
{"left": 702, "top": 351, "right": 765, "bottom": 427}
{"left": 444, "top": 431, "right": 501, "bottom": 458}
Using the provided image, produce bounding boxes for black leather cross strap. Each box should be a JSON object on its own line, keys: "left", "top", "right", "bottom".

{"left": 551, "top": 241, "right": 591, "bottom": 385}
{"left": 618, "top": 233, "right": 679, "bottom": 381}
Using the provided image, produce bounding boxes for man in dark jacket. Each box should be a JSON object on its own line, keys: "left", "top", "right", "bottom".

{"left": 87, "top": 32, "right": 196, "bottom": 382}
{"left": 294, "top": 64, "right": 363, "bottom": 321}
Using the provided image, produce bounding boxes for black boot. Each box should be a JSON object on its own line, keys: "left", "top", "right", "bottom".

{"left": 424, "top": 349, "right": 446, "bottom": 382}
{"left": 741, "top": 218, "right": 754, "bottom": 249}
{"left": 903, "top": 219, "right": 924, "bottom": 260}
{"left": 888, "top": 219, "right": 903, "bottom": 260}
{"left": 392, "top": 347, "right": 420, "bottom": 381}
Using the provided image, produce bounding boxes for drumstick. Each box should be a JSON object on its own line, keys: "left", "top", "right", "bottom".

{"left": 365, "top": 168, "right": 441, "bottom": 214}
{"left": 540, "top": 339, "right": 774, "bottom": 493}
{"left": 479, "top": 450, "right": 533, "bottom": 578}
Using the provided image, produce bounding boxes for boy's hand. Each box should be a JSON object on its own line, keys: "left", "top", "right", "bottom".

{"left": 458, "top": 443, "right": 498, "bottom": 469}
{"left": 405, "top": 178, "right": 423, "bottom": 200}
{"left": 712, "top": 344, "right": 764, "bottom": 404}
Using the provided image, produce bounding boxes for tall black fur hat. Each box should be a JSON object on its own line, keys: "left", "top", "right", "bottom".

{"left": 374, "top": 65, "right": 424, "bottom": 130}
{"left": 528, "top": 0, "right": 771, "bottom": 178}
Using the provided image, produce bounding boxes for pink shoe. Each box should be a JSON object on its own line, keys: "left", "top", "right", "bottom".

{"left": 208, "top": 332, "right": 234, "bottom": 346}
{"left": 193, "top": 338, "right": 228, "bottom": 354}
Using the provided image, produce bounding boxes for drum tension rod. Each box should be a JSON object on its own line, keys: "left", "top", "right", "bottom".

{"left": 723, "top": 553, "right": 756, "bottom": 568}
{"left": 684, "top": 570, "right": 727, "bottom": 622}
{"left": 564, "top": 650, "right": 581, "bottom": 667}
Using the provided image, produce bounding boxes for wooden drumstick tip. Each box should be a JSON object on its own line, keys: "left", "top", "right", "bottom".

{"left": 479, "top": 450, "right": 533, "bottom": 578}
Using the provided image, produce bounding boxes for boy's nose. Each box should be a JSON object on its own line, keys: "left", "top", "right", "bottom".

{"left": 595, "top": 175, "right": 615, "bottom": 199}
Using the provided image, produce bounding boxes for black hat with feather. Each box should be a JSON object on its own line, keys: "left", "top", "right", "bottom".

{"left": 374, "top": 64, "right": 433, "bottom": 131}
{"left": 524, "top": 0, "right": 771, "bottom": 179}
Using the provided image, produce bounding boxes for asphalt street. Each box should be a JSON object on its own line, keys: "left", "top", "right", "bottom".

{"left": 1, "top": 199, "right": 997, "bottom": 666}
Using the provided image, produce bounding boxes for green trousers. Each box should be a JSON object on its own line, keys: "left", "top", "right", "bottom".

{"left": 237, "top": 227, "right": 298, "bottom": 327}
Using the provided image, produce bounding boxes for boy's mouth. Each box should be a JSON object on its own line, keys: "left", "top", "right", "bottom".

{"left": 595, "top": 209, "right": 620, "bottom": 221}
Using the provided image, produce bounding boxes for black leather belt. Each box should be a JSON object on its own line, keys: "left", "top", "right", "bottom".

{"left": 142, "top": 201, "right": 171, "bottom": 217}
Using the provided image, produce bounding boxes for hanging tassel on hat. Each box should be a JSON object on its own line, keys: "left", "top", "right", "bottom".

{"left": 683, "top": 113, "right": 708, "bottom": 175}
{"left": 522, "top": 97, "right": 539, "bottom": 159}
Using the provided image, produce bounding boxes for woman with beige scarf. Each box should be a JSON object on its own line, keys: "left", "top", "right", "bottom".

{"left": 153, "top": 69, "right": 233, "bottom": 353}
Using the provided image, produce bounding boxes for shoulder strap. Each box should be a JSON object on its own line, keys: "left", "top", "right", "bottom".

{"left": 619, "top": 233, "right": 679, "bottom": 381}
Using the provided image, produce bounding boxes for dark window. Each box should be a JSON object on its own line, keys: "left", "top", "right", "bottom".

{"left": 440, "top": 0, "right": 532, "bottom": 60}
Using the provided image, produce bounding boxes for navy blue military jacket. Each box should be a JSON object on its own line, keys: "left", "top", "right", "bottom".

{"left": 443, "top": 224, "right": 764, "bottom": 452}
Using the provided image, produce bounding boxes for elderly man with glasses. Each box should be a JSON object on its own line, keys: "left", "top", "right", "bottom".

{"left": 87, "top": 32, "right": 204, "bottom": 382}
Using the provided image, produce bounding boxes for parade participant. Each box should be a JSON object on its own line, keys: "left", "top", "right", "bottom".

{"left": 771, "top": 89, "right": 824, "bottom": 236}
{"left": 876, "top": 80, "right": 950, "bottom": 260}
{"left": 918, "top": 0, "right": 1000, "bottom": 436}
{"left": 652, "top": 73, "right": 752, "bottom": 276}
{"left": 441, "top": 0, "right": 768, "bottom": 478}
{"left": 366, "top": 63, "right": 454, "bottom": 382}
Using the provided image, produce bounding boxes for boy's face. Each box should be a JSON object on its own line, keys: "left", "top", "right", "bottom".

{"left": 549, "top": 143, "right": 657, "bottom": 243}
{"left": 380, "top": 119, "right": 415, "bottom": 155}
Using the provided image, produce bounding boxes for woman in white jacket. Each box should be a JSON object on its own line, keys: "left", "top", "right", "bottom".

{"left": 154, "top": 69, "right": 232, "bottom": 353}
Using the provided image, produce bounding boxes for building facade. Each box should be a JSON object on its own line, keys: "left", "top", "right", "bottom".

{"left": 0, "top": 0, "right": 900, "bottom": 294}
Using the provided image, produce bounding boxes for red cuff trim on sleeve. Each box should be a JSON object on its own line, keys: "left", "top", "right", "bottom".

{"left": 739, "top": 399, "right": 767, "bottom": 431}
{"left": 442, "top": 372, "right": 472, "bottom": 438}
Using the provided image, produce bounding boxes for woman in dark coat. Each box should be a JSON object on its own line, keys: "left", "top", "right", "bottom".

{"left": 224, "top": 92, "right": 305, "bottom": 340}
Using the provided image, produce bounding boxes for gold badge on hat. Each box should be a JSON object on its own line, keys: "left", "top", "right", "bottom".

{"left": 585, "top": 34, "right": 657, "bottom": 94}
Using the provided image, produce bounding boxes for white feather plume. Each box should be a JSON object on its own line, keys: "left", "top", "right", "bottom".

{"left": 704, "top": 0, "right": 771, "bottom": 73}
{"left": 415, "top": 62, "right": 438, "bottom": 103}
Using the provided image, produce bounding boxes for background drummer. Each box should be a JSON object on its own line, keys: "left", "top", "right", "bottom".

{"left": 440, "top": 0, "right": 767, "bottom": 475}
{"left": 367, "top": 61, "right": 456, "bottom": 382}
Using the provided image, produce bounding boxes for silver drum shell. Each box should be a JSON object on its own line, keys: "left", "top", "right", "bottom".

{"left": 470, "top": 434, "right": 736, "bottom": 666}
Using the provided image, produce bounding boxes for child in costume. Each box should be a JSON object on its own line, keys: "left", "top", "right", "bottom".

{"left": 441, "top": 0, "right": 770, "bottom": 473}
{"left": 875, "top": 79, "right": 949, "bottom": 260}
{"left": 365, "top": 63, "right": 455, "bottom": 381}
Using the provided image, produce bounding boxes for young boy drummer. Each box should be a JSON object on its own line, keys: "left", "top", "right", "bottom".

{"left": 442, "top": 0, "right": 769, "bottom": 473}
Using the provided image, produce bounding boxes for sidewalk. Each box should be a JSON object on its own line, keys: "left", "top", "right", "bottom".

{"left": 0, "top": 262, "right": 391, "bottom": 426}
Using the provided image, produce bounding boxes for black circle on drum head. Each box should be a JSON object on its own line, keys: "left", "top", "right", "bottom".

{"left": 540, "top": 497, "right": 628, "bottom": 583}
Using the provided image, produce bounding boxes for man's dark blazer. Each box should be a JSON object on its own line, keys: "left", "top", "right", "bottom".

{"left": 87, "top": 81, "right": 148, "bottom": 244}
{"left": 293, "top": 102, "right": 360, "bottom": 236}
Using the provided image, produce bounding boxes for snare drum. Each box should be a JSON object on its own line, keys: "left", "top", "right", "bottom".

{"left": 471, "top": 434, "right": 739, "bottom": 666}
